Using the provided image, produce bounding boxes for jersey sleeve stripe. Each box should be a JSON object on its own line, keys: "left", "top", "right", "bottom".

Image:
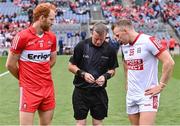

{"left": 15, "top": 35, "right": 20, "bottom": 49}
{"left": 153, "top": 39, "right": 161, "bottom": 49}
{"left": 149, "top": 37, "right": 162, "bottom": 50}
{"left": 12, "top": 35, "right": 18, "bottom": 49}
{"left": 155, "top": 48, "right": 166, "bottom": 57}
{"left": 12, "top": 35, "right": 20, "bottom": 49}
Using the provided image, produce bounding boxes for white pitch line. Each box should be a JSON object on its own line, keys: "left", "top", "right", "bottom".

{"left": 0, "top": 71, "right": 9, "bottom": 77}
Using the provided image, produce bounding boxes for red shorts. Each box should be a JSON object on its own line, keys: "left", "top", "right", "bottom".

{"left": 19, "top": 86, "right": 55, "bottom": 112}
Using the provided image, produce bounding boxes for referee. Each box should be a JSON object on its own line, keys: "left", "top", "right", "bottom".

{"left": 68, "top": 22, "right": 119, "bottom": 126}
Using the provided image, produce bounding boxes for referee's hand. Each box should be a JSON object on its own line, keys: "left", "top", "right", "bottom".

{"left": 96, "top": 75, "right": 105, "bottom": 86}
{"left": 84, "top": 73, "right": 95, "bottom": 84}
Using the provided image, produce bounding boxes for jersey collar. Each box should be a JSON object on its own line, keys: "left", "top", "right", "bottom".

{"left": 29, "top": 25, "right": 48, "bottom": 35}
{"left": 130, "top": 33, "right": 142, "bottom": 46}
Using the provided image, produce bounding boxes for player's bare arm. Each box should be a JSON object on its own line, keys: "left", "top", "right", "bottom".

{"left": 50, "top": 51, "right": 57, "bottom": 68}
{"left": 6, "top": 51, "right": 20, "bottom": 79}
{"left": 123, "top": 60, "right": 128, "bottom": 91}
{"left": 108, "top": 69, "right": 116, "bottom": 77}
{"left": 145, "top": 50, "right": 174, "bottom": 97}
{"left": 68, "top": 62, "right": 80, "bottom": 75}
{"left": 158, "top": 50, "right": 175, "bottom": 84}
{"left": 121, "top": 52, "right": 128, "bottom": 91}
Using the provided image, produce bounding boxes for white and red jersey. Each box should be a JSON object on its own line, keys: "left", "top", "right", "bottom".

{"left": 122, "top": 33, "right": 165, "bottom": 96}
{"left": 10, "top": 26, "right": 57, "bottom": 89}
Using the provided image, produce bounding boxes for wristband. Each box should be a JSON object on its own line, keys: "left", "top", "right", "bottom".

{"left": 103, "top": 73, "right": 111, "bottom": 80}
{"left": 76, "top": 70, "right": 86, "bottom": 78}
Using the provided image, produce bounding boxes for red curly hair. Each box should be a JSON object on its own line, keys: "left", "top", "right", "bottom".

{"left": 33, "top": 3, "right": 56, "bottom": 22}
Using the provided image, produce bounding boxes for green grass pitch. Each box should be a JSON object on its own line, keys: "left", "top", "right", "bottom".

{"left": 0, "top": 55, "right": 180, "bottom": 125}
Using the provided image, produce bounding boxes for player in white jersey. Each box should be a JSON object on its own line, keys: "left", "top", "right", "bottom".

{"left": 112, "top": 19, "right": 174, "bottom": 125}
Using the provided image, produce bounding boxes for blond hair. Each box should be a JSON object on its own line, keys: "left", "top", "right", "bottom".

{"left": 112, "top": 19, "right": 134, "bottom": 31}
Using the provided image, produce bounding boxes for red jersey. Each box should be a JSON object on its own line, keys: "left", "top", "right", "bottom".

{"left": 10, "top": 26, "right": 57, "bottom": 89}
{"left": 161, "top": 39, "right": 167, "bottom": 49}
{"left": 169, "top": 38, "right": 176, "bottom": 48}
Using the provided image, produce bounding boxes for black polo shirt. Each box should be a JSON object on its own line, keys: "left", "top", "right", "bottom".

{"left": 69, "top": 38, "right": 119, "bottom": 88}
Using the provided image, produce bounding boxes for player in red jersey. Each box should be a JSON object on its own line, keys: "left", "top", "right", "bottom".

{"left": 6, "top": 3, "right": 57, "bottom": 125}
{"left": 169, "top": 36, "right": 176, "bottom": 56}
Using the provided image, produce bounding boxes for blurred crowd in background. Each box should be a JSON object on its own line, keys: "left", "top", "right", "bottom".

{"left": 0, "top": 0, "right": 179, "bottom": 55}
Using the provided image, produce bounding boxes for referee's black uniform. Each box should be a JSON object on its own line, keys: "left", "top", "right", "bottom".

{"left": 69, "top": 38, "right": 119, "bottom": 120}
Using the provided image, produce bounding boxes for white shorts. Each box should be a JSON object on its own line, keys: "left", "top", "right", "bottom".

{"left": 126, "top": 94, "right": 160, "bottom": 114}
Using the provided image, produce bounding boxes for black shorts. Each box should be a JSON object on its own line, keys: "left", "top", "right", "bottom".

{"left": 72, "top": 87, "right": 108, "bottom": 120}
{"left": 169, "top": 47, "right": 174, "bottom": 51}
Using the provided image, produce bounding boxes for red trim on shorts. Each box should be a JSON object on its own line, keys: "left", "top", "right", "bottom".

{"left": 153, "top": 96, "right": 158, "bottom": 109}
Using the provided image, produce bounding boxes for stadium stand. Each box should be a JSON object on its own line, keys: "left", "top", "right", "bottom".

{"left": 0, "top": 0, "right": 179, "bottom": 56}
{"left": 159, "top": 0, "right": 180, "bottom": 38}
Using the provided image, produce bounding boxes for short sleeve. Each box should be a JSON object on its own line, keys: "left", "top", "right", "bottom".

{"left": 148, "top": 36, "right": 166, "bottom": 56}
{"left": 69, "top": 42, "right": 83, "bottom": 65}
{"left": 108, "top": 47, "right": 119, "bottom": 69}
{"left": 10, "top": 33, "right": 26, "bottom": 54}
{"left": 51, "top": 34, "right": 57, "bottom": 52}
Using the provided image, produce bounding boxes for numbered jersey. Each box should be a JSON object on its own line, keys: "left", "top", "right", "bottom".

{"left": 10, "top": 26, "right": 56, "bottom": 89}
{"left": 122, "top": 33, "right": 165, "bottom": 96}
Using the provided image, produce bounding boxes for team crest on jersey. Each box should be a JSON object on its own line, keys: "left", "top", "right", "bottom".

{"left": 38, "top": 40, "right": 44, "bottom": 48}
{"left": 48, "top": 40, "right": 52, "bottom": 45}
{"left": 124, "top": 50, "right": 128, "bottom": 54}
{"left": 23, "top": 103, "right": 27, "bottom": 109}
{"left": 129, "top": 48, "right": 135, "bottom": 56}
{"left": 137, "top": 47, "right": 141, "bottom": 53}
{"left": 40, "top": 42, "right": 43, "bottom": 48}
{"left": 47, "top": 41, "right": 53, "bottom": 47}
